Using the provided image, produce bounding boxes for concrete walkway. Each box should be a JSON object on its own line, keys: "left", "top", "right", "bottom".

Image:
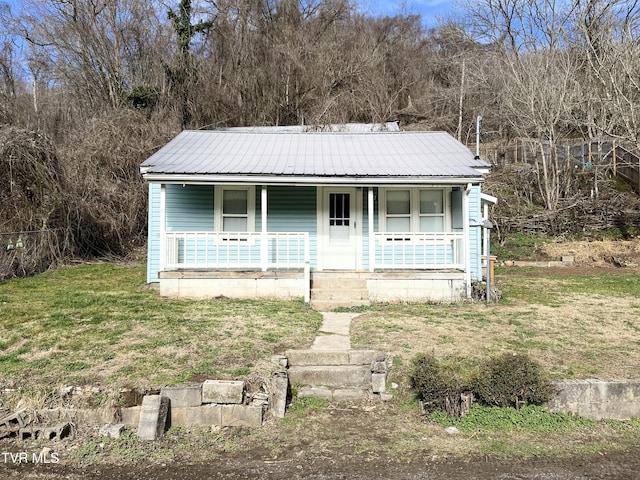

{"left": 310, "top": 312, "right": 357, "bottom": 351}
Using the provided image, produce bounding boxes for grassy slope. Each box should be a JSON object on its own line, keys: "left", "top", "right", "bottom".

{"left": 0, "top": 262, "right": 322, "bottom": 392}
{"left": 1, "top": 260, "right": 639, "bottom": 462}
{"left": 351, "top": 269, "right": 640, "bottom": 383}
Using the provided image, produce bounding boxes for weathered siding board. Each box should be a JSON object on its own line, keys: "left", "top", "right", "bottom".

{"left": 147, "top": 183, "right": 161, "bottom": 283}
{"left": 266, "top": 186, "right": 317, "bottom": 268}
{"left": 166, "top": 184, "right": 214, "bottom": 232}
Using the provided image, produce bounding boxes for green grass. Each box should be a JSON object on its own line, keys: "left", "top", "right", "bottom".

{"left": 429, "top": 405, "right": 598, "bottom": 433}
{"left": 2, "top": 259, "right": 640, "bottom": 464}
{"left": 491, "top": 233, "right": 547, "bottom": 260}
{"left": 0, "top": 262, "right": 322, "bottom": 394}
{"left": 351, "top": 270, "right": 640, "bottom": 381}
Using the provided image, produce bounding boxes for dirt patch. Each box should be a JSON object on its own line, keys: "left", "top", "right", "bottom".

{"left": 532, "top": 239, "right": 640, "bottom": 267}
{"left": 4, "top": 450, "right": 640, "bottom": 479}
{"left": 2, "top": 405, "right": 640, "bottom": 480}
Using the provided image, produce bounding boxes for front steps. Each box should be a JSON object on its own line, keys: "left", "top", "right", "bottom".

{"left": 310, "top": 273, "right": 371, "bottom": 310}
{"left": 286, "top": 349, "right": 389, "bottom": 401}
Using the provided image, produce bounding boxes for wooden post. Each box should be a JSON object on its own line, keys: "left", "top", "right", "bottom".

{"left": 613, "top": 140, "right": 617, "bottom": 176}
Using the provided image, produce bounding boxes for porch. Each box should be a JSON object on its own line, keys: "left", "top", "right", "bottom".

{"left": 158, "top": 269, "right": 466, "bottom": 308}
{"left": 158, "top": 230, "right": 467, "bottom": 306}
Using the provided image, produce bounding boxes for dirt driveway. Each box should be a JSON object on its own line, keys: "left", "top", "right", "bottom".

{"left": 3, "top": 447, "right": 640, "bottom": 479}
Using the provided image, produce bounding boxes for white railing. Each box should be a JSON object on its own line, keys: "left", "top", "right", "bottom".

{"left": 164, "top": 231, "right": 310, "bottom": 302}
{"left": 165, "top": 231, "right": 309, "bottom": 270}
{"left": 372, "top": 232, "right": 465, "bottom": 270}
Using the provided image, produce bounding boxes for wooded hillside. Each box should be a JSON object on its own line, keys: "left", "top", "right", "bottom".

{"left": 2, "top": 0, "right": 640, "bottom": 278}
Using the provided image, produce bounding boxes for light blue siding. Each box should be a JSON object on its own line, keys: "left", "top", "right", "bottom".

{"left": 146, "top": 183, "right": 161, "bottom": 283}
{"left": 166, "top": 184, "right": 214, "bottom": 231}
{"left": 146, "top": 182, "right": 486, "bottom": 286}
{"left": 265, "top": 186, "right": 317, "bottom": 267}
{"left": 469, "top": 185, "right": 483, "bottom": 280}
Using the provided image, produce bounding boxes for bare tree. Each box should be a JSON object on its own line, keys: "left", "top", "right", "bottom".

{"left": 463, "top": 0, "right": 582, "bottom": 209}
{"left": 575, "top": 0, "right": 640, "bottom": 148}
{"left": 21, "top": 0, "right": 165, "bottom": 115}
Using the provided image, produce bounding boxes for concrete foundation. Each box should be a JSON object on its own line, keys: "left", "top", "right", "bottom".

{"left": 169, "top": 405, "right": 222, "bottom": 428}
{"left": 159, "top": 271, "right": 305, "bottom": 299}
{"left": 158, "top": 269, "right": 465, "bottom": 305}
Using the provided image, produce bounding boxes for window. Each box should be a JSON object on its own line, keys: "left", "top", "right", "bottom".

{"left": 329, "top": 193, "right": 350, "bottom": 226}
{"left": 386, "top": 190, "right": 410, "bottom": 232}
{"left": 215, "top": 186, "right": 255, "bottom": 232}
{"left": 383, "top": 188, "right": 446, "bottom": 232}
{"left": 222, "top": 189, "right": 248, "bottom": 231}
{"left": 419, "top": 190, "right": 444, "bottom": 232}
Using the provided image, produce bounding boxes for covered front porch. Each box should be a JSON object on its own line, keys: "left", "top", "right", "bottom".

{"left": 151, "top": 182, "right": 478, "bottom": 305}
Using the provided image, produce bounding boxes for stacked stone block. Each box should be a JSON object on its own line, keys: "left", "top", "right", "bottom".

{"left": 134, "top": 380, "right": 264, "bottom": 440}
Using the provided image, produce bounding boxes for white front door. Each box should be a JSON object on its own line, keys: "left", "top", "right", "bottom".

{"left": 320, "top": 187, "right": 360, "bottom": 270}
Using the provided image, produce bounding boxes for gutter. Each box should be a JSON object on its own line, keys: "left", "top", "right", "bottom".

{"left": 140, "top": 173, "right": 485, "bottom": 186}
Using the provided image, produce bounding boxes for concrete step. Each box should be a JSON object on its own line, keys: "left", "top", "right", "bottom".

{"left": 310, "top": 288, "right": 369, "bottom": 302}
{"left": 296, "top": 386, "right": 371, "bottom": 401}
{"left": 309, "top": 299, "right": 370, "bottom": 311}
{"left": 288, "top": 365, "right": 372, "bottom": 389}
{"left": 311, "top": 278, "right": 367, "bottom": 289}
{"left": 286, "top": 349, "right": 380, "bottom": 367}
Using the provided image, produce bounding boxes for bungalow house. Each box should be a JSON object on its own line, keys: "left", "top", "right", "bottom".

{"left": 140, "top": 125, "right": 495, "bottom": 309}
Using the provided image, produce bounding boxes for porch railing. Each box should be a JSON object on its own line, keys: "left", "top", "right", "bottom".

{"left": 163, "top": 231, "right": 310, "bottom": 301}
{"left": 372, "top": 232, "right": 465, "bottom": 270}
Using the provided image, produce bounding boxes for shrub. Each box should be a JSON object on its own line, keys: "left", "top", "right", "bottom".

{"left": 408, "top": 354, "right": 472, "bottom": 416}
{"left": 471, "top": 353, "right": 555, "bottom": 409}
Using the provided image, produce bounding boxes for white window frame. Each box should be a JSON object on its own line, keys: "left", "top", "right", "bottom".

{"left": 380, "top": 188, "right": 449, "bottom": 233}
{"left": 214, "top": 185, "right": 256, "bottom": 233}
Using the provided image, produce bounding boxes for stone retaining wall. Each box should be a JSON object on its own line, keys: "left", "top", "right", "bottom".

{"left": 547, "top": 379, "right": 640, "bottom": 420}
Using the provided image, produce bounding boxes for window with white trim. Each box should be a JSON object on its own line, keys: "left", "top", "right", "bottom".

{"left": 214, "top": 186, "right": 255, "bottom": 232}
{"left": 419, "top": 190, "right": 444, "bottom": 232}
{"left": 382, "top": 188, "right": 446, "bottom": 232}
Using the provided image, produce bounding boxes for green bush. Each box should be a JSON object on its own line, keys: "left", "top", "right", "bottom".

{"left": 409, "top": 354, "right": 448, "bottom": 412}
{"left": 408, "top": 354, "right": 471, "bottom": 416}
{"left": 471, "top": 353, "right": 555, "bottom": 408}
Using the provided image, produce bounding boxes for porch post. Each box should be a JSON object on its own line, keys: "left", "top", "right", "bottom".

{"left": 159, "top": 184, "right": 166, "bottom": 272}
{"left": 464, "top": 183, "right": 471, "bottom": 297}
{"left": 368, "top": 187, "right": 375, "bottom": 272}
{"left": 261, "top": 185, "right": 268, "bottom": 272}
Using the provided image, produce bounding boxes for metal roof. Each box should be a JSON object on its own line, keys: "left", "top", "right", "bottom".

{"left": 141, "top": 130, "right": 490, "bottom": 182}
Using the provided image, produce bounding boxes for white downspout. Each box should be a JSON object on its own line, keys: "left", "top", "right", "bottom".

{"left": 464, "top": 183, "right": 472, "bottom": 298}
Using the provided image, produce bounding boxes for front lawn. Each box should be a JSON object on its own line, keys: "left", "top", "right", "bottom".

{"left": 0, "top": 262, "right": 322, "bottom": 393}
